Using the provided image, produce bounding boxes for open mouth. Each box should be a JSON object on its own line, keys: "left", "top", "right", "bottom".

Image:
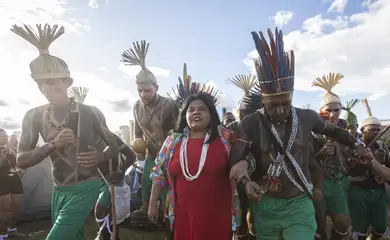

{"left": 193, "top": 117, "right": 201, "bottom": 122}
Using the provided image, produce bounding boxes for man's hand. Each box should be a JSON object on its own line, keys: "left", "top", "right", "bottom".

{"left": 312, "top": 187, "right": 323, "bottom": 201}
{"left": 230, "top": 160, "right": 249, "bottom": 182}
{"left": 78, "top": 146, "right": 104, "bottom": 168}
{"left": 355, "top": 144, "right": 374, "bottom": 163}
{"left": 245, "top": 181, "right": 264, "bottom": 201}
{"left": 318, "top": 142, "right": 335, "bottom": 156}
{"left": 54, "top": 128, "right": 75, "bottom": 149}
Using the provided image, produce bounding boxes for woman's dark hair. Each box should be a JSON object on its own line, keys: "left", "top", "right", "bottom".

{"left": 175, "top": 93, "right": 221, "bottom": 143}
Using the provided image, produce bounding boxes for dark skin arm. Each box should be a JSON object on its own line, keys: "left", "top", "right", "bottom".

{"left": 308, "top": 109, "right": 357, "bottom": 148}
{"left": 17, "top": 110, "right": 55, "bottom": 169}
{"left": 113, "top": 134, "right": 136, "bottom": 170}
{"left": 229, "top": 116, "right": 252, "bottom": 169}
{"left": 91, "top": 107, "right": 119, "bottom": 160}
{"left": 309, "top": 142, "right": 323, "bottom": 190}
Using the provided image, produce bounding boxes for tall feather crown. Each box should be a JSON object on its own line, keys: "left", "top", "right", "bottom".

{"left": 168, "top": 63, "right": 221, "bottom": 108}
{"left": 312, "top": 72, "right": 343, "bottom": 107}
{"left": 11, "top": 24, "right": 70, "bottom": 81}
{"left": 251, "top": 28, "right": 295, "bottom": 96}
{"left": 121, "top": 40, "right": 157, "bottom": 84}
{"left": 343, "top": 98, "right": 359, "bottom": 127}
{"left": 361, "top": 98, "right": 381, "bottom": 129}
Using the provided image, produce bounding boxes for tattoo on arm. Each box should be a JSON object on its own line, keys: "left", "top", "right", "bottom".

{"left": 91, "top": 107, "right": 119, "bottom": 156}
{"left": 113, "top": 134, "right": 136, "bottom": 170}
{"left": 17, "top": 110, "right": 53, "bottom": 169}
{"left": 309, "top": 109, "right": 356, "bottom": 148}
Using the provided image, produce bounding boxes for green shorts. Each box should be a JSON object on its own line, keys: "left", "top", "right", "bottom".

{"left": 320, "top": 176, "right": 349, "bottom": 217}
{"left": 252, "top": 194, "right": 316, "bottom": 240}
{"left": 97, "top": 180, "right": 110, "bottom": 208}
{"left": 348, "top": 186, "right": 387, "bottom": 235}
{"left": 47, "top": 179, "right": 101, "bottom": 240}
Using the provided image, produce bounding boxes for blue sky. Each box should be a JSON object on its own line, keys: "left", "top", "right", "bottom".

{"left": 1, "top": 0, "right": 390, "bottom": 131}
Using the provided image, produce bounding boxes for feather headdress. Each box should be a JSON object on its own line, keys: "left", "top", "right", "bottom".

{"left": 312, "top": 72, "right": 344, "bottom": 107}
{"left": 251, "top": 28, "right": 295, "bottom": 96}
{"left": 168, "top": 63, "right": 221, "bottom": 108}
{"left": 11, "top": 24, "right": 69, "bottom": 81}
{"left": 361, "top": 98, "right": 381, "bottom": 129}
{"left": 238, "top": 81, "right": 262, "bottom": 116}
{"left": 226, "top": 74, "right": 257, "bottom": 94}
{"left": 343, "top": 98, "right": 359, "bottom": 127}
{"left": 121, "top": 40, "right": 156, "bottom": 84}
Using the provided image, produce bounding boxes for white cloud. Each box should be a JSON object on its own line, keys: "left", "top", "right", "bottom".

{"left": 327, "top": 0, "right": 348, "bottom": 13}
{"left": 244, "top": 0, "right": 390, "bottom": 101}
{"left": 88, "top": 0, "right": 99, "bottom": 8}
{"left": 97, "top": 66, "right": 109, "bottom": 72}
{"left": 118, "top": 64, "right": 171, "bottom": 81}
{"left": 270, "top": 11, "right": 294, "bottom": 28}
{"left": 0, "top": 0, "right": 134, "bottom": 132}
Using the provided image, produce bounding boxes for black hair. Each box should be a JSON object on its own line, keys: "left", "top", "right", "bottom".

{"left": 175, "top": 93, "right": 221, "bottom": 143}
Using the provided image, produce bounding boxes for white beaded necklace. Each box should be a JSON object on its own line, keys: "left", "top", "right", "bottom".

{"left": 179, "top": 133, "right": 210, "bottom": 181}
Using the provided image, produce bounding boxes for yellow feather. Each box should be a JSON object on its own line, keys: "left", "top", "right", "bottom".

{"left": 312, "top": 72, "right": 344, "bottom": 93}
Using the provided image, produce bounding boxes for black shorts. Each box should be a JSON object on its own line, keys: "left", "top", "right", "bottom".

{"left": 0, "top": 173, "right": 23, "bottom": 196}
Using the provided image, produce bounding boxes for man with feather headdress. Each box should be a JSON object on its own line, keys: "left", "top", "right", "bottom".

{"left": 121, "top": 41, "right": 179, "bottom": 223}
{"left": 311, "top": 73, "right": 351, "bottom": 240}
{"left": 229, "top": 27, "right": 373, "bottom": 240}
{"left": 347, "top": 98, "right": 390, "bottom": 240}
{"left": 11, "top": 24, "right": 119, "bottom": 240}
{"left": 343, "top": 99, "right": 362, "bottom": 140}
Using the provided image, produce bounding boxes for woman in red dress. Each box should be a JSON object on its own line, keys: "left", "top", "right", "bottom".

{"left": 148, "top": 93, "right": 252, "bottom": 240}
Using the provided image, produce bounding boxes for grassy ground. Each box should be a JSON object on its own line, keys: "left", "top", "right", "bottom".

{"left": 17, "top": 215, "right": 165, "bottom": 240}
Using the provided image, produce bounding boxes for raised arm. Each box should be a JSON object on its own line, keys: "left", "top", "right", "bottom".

{"left": 17, "top": 110, "right": 54, "bottom": 169}
{"left": 308, "top": 109, "right": 357, "bottom": 148}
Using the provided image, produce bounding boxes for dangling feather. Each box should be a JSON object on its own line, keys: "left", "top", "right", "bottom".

{"left": 168, "top": 63, "right": 221, "bottom": 107}
{"left": 121, "top": 40, "right": 149, "bottom": 69}
{"left": 226, "top": 74, "right": 257, "bottom": 94}
{"left": 361, "top": 98, "right": 372, "bottom": 117}
{"left": 11, "top": 24, "right": 65, "bottom": 55}
{"left": 312, "top": 73, "right": 344, "bottom": 93}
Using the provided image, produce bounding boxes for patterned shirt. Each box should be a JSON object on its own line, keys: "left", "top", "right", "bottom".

{"left": 150, "top": 125, "right": 255, "bottom": 231}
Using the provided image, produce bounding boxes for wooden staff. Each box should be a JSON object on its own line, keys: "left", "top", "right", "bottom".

{"left": 367, "top": 125, "right": 390, "bottom": 148}
{"left": 109, "top": 158, "right": 117, "bottom": 240}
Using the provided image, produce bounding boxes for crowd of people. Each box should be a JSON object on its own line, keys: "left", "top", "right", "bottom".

{"left": 0, "top": 22, "right": 389, "bottom": 240}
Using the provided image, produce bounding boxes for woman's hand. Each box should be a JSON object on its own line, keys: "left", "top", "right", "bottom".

{"left": 245, "top": 181, "right": 264, "bottom": 201}
{"left": 230, "top": 160, "right": 249, "bottom": 182}
{"left": 312, "top": 187, "right": 323, "bottom": 201}
{"left": 148, "top": 202, "right": 159, "bottom": 223}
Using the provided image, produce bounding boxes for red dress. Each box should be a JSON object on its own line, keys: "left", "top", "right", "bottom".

{"left": 169, "top": 137, "right": 232, "bottom": 240}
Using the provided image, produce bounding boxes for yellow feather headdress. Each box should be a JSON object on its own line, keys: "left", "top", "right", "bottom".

{"left": 360, "top": 98, "right": 381, "bottom": 129}
{"left": 121, "top": 40, "right": 156, "bottom": 84}
{"left": 312, "top": 72, "right": 344, "bottom": 107}
{"left": 11, "top": 24, "right": 70, "bottom": 81}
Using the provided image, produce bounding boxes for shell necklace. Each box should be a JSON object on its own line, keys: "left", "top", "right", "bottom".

{"left": 179, "top": 133, "right": 210, "bottom": 181}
